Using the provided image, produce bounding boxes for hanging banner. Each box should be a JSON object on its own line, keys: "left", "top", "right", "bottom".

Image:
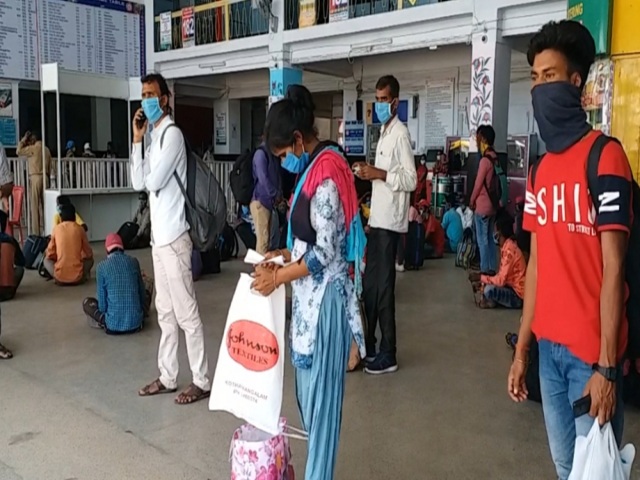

{"left": 582, "top": 58, "right": 613, "bottom": 135}
{"left": 298, "top": 0, "right": 316, "bottom": 28}
{"left": 181, "top": 7, "right": 195, "bottom": 48}
{"left": 329, "top": 0, "right": 348, "bottom": 22}
{"left": 567, "top": 0, "right": 612, "bottom": 55}
{"left": 160, "top": 12, "right": 172, "bottom": 51}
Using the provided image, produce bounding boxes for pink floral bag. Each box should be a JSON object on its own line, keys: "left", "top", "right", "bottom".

{"left": 230, "top": 418, "right": 307, "bottom": 480}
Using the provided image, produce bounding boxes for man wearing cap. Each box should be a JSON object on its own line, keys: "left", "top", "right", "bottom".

{"left": 82, "top": 142, "right": 96, "bottom": 158}
{"left": 82, "top": 233, "right": 152, "bottom": 334}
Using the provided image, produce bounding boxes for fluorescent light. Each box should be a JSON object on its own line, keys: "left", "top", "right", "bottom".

{"left": 350, "top": 38, "right": 392, "bottom": 49}
{"left": 199, "top": 61, "right": 227, "bottom": 69}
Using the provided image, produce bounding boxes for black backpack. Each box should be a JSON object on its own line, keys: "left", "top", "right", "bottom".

{"left": 218, "top": 222, "right": 238, "bottom": 262}
{"left": 161, "top": 124, "right": 227, "bottom": 252}
{"left": 230, "top": 147, "right": 264, "bottom": 206}
{"left": 483, "top": 150, "right": 508, "bottom": 210}
{"left": 532, "top": 135, "right": 640, "bottom": 360}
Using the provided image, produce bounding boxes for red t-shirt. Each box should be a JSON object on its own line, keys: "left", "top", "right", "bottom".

{"left": 523, "top": 131, "right": 632, "bottom": 364}
{"left": 425, "top": 216, "right": 445, "bottom": 258}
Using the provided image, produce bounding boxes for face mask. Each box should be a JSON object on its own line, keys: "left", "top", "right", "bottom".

{"left": 493, "top": 232, "right": 500, "bottom": 245}
{"left": 282, "top": 149, "right": 310, "bottom": 174}
{"left": 375, "top": 102, "right": 393, "bottom": 124}
{"left": 531, "top": 82, "right": 591, "bottom": 153}
{"left": 141, "top": 97, "right": 164, "bottom": 124}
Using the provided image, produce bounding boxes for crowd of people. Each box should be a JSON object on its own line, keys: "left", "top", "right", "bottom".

{"left": 0, "top": 18, "right": 636, "bottom": 480}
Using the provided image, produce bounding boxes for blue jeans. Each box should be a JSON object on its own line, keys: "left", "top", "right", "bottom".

{"left": 483, "top": 285, "right": 523, "bottom": 308}
{"left": 474, "top": 214, "right": 497, "bottom": 273}
{"left": 538, "top": 340, "right": 624, "bottom": 480}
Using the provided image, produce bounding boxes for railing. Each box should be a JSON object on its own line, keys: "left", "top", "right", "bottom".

{"left": 286, "top": 0, "right": 451, "bottom": 29}
{"left": 154, "top": 0, "right": 270, "bottom": 52}
{"left": 60, "top": 158, "right": 132, "bottom": 192}
{"left": 206, "top": 159, "right": 237, "bottom": 223}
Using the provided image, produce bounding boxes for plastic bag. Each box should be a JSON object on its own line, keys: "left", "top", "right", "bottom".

{"left": 568, "top": 419, "right": 635, "bottom": 480}
{"left": 209, "top": 271, "right": 286, "bottom": 436}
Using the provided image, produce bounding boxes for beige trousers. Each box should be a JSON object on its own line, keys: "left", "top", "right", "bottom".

{"left": 250, "top": 200, "right": 272, "bottom": 255}
{"left": 29, "top": 174, "right": 43, "bottom": 234}
{"left": 152, "top": 232, "right": 210, "bottom": 391}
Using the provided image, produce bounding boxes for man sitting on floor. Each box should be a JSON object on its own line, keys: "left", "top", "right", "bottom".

{"left": 118, "top": 192, "right": 151, "bottom": 249}
{"left": 469, "top": 210, "right": 526, "bottom": 309}
{"left": 44, "top": 204, "right": 94, "bottom": 285}
{"left": 82, "top": 233, "right": 153, "bottom": 334}
{"left": 440, "top": 195, "right": 463, "bottom": 253}
{"left": 0, "top": 211, "right": 25, "bottom": 301}
{"left": 53, "top": 195, "right": 87, "bottom": 232}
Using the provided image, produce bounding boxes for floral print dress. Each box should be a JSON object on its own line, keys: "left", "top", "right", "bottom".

{"left": 289, "top": 178, "right": 366, "bottom": 369}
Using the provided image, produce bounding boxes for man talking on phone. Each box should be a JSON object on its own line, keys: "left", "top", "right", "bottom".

{"left": 507, "top": 21, "right": 631, "bottom": 479}
{"left": 131, "top": 73, "right": 210, "bottom": 405}
{"left": 353, "top": 75, "right": 417, "bottom": 375}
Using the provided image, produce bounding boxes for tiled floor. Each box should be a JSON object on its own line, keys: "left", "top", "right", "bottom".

{"left": 0, "top": 247, "right": 638, "bottom": 479}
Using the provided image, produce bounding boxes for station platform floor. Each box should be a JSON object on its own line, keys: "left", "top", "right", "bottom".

{"left": 0, "top": 246, "right": 638, "bottom": 480}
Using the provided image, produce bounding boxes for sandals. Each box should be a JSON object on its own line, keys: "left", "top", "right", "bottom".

{"left": 0, "top": 343, "right": 13, "bottom": 359}
{"left": 175, "top": 383, "right": 210, "bottom": 405}
{"left": 138, "top": 378, "right": 177, "bottom": 397}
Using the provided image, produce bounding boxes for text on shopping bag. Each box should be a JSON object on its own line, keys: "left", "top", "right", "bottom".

{"left": 227, "top": 319, "right": 280, "bottom": 372}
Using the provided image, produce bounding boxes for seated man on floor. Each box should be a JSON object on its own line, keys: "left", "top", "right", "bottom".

{"left": 469, "top": 210, "right": 526, "bottom": 309}
{"left": 53, "top": 195, "right": 87, "bottom": 232}
{"left": 44, "top": 204, "right": 94, "bottom": 285}
{"left": 0, "top": 211, "right": 25, "bottom": 301}
{"left": 422, "top": 202, "right": 445, "bottom": 260}
{"left": 440, "top": 195, "right": 463, "bottom": 253}
{"left": 117, "top": 192, "right": 151, "bottom": 249}
{"left": 83, "top": 233, "right": 153, "bottom": 334}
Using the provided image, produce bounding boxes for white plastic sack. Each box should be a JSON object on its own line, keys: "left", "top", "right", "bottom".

{"left": 568, "top": 419, "right": 635, "bottom": 480}
{"left": 209, "top": 271, "right": 286, "bottom": 436}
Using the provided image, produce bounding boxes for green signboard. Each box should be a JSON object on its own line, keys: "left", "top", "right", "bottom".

{"left": 567, "top": 0, "right": 612, "bottom": 55}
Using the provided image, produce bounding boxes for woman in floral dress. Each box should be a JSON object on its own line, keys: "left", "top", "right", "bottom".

{"left": 252, "top": 85, "right": 366, "bottom": 480}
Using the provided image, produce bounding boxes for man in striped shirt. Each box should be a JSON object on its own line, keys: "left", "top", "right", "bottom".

{"left": 83, "top": 233, "right": 152, "bottom": 334}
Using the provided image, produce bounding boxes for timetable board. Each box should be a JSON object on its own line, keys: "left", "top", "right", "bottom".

{"left": 0, "top": 0, "right": 145, "bottom": 82}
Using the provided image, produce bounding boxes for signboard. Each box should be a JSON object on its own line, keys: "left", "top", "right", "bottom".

{"left": 0, "top": 84, "right": 13, "bottom": 117}
{"left": 0, "top": 0, "right": 145, "bottom": 81}
{"left": 160, "top": 12, "right": 172, "bottom": 51}
{"left": 0, "top": 118, "right": 17, "bottom": 147}
{"left": 181, "top": 7, "right": 195, "bottom": 48}
{"left": 567, "top": 0, "right": 612, "bottom": 55}
{"left": 215, "top": 112, "right": 227, "bottom": 145}
{"left": 298, "top": 0, "right": 316, "bottom": 28}
{"left": 344, "top": 121, "right": 364, "bottom": 155}
{"left": 329, "top": 0, "right": 348, "bottom": 22}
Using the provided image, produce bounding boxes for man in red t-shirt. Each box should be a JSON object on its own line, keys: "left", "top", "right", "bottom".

{"left": 506, "top": 21, "right": 632, "bottom": 480}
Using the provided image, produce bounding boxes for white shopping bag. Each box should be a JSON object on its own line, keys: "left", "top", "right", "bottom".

{"left": 568, "top": 419, "right": 635, "bottom": 480}
{"left": 209, "top": 266, "right": 286, "bottom": 436}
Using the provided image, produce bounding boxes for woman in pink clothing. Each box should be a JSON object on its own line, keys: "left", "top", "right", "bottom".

{"left": 469, "top": 125, "right": 498, "bottom": 274}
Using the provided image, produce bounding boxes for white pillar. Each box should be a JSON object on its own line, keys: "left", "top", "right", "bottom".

{"left": 343, "top": 85, "right": 358, "bottom": 122}
{"left": 213, "top": 97, "right": 242, "bottom": 155}
{"left": 468, "top": 28, "right": 512, "bottom": 153}
{"left": 91, "top": 97, "right": 111, "bottom": 150}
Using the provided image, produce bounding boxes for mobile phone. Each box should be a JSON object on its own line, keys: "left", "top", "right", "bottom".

{"left": 136, "top": 111, "right": 147, "bottom": 129}
{"left": 572, "top": 394, "right": 592, "bottom": 418}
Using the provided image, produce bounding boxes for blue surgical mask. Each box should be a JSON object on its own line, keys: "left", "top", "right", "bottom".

{"left": 282, "top": 150, "right": 310, "bottom": 174}
{"left": 493, "top": 232, "right": 500, "bottom": 245}
{"left": 141, "top": 97, "right": 164, "bottom": 124}
{"left": 375, "top": 102, "right": 392, "bottom": 124}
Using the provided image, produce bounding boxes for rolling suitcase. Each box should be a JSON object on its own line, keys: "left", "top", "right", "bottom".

{"left": 404, "top": 221, "right": 425, "bottom": 270}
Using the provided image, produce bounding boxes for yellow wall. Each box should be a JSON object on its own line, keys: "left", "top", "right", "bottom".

{"left": 612, "top": 0, "right": 640, "bottom": 55}
{"left": 611, "top": 56, "right": 640, "bottom": 181}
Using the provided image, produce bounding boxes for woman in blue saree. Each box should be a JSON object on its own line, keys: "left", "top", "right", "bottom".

{"left": 252, "top": 85, "right": 366, "bottom": 480}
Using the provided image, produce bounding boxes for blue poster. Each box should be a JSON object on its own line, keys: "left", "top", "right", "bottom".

{"left": 344, "top": 121, "right": 364, "bottom": 155}
{"left": 0, "top": 118, "right": 17, "bottom": 147}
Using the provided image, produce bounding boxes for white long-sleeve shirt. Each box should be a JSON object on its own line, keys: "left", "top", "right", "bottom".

{"left": 130, "top": 117, "right": 188, "bottom": 247}
{"left": 368, "top": 116, "right": 417, "bottom": 233}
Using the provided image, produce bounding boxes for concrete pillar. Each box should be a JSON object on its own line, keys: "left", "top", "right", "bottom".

{"left": 268, "top": 64, "right": 303, "bottom": 108}
{"left": 91, "top": 97, "right": 112, "bottom": 150}
{"left": 468, "top": 28, "right": 512, "bottom": 153}
{"left": 343, "top": 85, "right": 358, "bottom": 122}
{"left": 213, "top": 97, "right": 242, "bottom": 155}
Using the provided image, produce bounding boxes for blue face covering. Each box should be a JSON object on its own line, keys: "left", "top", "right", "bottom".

{"left": 282, "top": 150, "right": 310, "bottom": 174}
{"left": 375, "top": 102, "right": 392, "bottom": 124}
{"left": 531, "top": 82, "right": 591, "bottom": 153}
{"left": 141, "top": 97, "right": 164, "bottom": 125}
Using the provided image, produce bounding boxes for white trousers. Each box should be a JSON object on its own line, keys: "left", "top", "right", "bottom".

{"left": 152, "top": 232, "right": 210, "bottom": 391}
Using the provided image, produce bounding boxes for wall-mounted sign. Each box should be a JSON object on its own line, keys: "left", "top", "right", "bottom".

{"left": 0, "top": 118, "right": 17, "bottom": 147}
{"left": 0, "top": 83, "right": 13, "bottom": 117}
{"left": 299, "top": 0, "right": 316, "bottom": 27}
{"left": 181, "top": 7, "right": 195, "bottom": 48}
{"left": 330, "top": 0, "right": 348, "bottom": 22}
{"left": 567, "top": 0, "right": 612, "bottom": 55}
{"left": 344, "top": 121, "right": 365, "bottom": 155}
{"left": 160, "top": 12, "right": 172, "bottom": 51}
{"left": 215, "top": 112, "right": 227, "bottom": 145}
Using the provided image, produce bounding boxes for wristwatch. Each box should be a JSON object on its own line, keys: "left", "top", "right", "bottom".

{"left": 592, "top": 364, "right": 617, "bottom": 382}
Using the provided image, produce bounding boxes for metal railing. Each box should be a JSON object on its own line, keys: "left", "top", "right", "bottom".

{"left": 286, "top": 0, "right": 451, "bottom": 29}
{"left": 206, "top": 159, "right": 237, "bottom": 222}
{"left": 154, "top": 0, "right": 270, "bottom": 52}
{"left": 60, "top": 157, "right": 132, "bottom": 191}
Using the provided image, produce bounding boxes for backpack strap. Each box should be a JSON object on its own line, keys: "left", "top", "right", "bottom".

{"left": 586, "top": 134, "right": 621, "bottom": 213}
{"left": 157, "top": 123, "right": 192, "bottom": 207}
